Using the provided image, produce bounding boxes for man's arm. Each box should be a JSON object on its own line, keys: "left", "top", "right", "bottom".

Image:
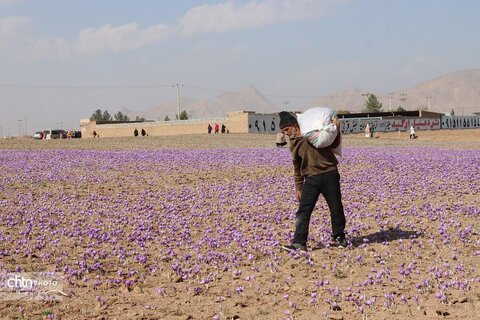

{"left": 293, "top": 159, "right": 303, "bottom": 192}
{"left": 292, "top": 157, "right": 303, "bottom": 201}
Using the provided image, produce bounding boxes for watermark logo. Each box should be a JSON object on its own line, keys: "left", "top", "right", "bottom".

{"left": 0, "top": 272, "right": 65, "bottom": 301}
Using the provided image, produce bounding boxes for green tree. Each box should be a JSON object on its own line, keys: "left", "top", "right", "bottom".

{"left": 91, "top": 109, "right": 113, "bottom": 121}
{"left": 135, "top": 116, "right": 145, "bottom": 121}
{"left": 102, "top": 110, "right": 112, "bottom": 121}
{"left": 179, "top": 110, "right": 189, "bottom": 120}
{"left": 363, "top": 94, "right": 383, "bottom": 113}
{"left": 164, "top": 115, "right": 170, "bottom": 121}
{"left": 450, "top": 108, "right": 455, "bottom": 116}
{"left": 336, "top": 109, "right": 351, "bottom": 115}
{"left": 90, "top": 109, "right": 103, "bottom": 121}
{"left": 114, "top": 111, "right": 129, "bottom": 121}
{"left": 395, "top": 106, "right": 406, "bottom": 112}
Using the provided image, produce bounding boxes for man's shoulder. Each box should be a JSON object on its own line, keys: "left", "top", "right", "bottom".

{"left": 290, "top": 136, "right": 307, "bottom": 151}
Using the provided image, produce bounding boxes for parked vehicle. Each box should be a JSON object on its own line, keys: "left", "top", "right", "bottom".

{"left": 36, "top": 129, "right": 78, "bottom": 139}
{"left": 48, "top": 130, "right": 65, "bottom": 139}
{"left": 33, "top": 131, "right": 43, "bottom": 140}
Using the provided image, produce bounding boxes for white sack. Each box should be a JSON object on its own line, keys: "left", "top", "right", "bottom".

{"left": 297, "top": 107, "right": 337, "bottom": 146}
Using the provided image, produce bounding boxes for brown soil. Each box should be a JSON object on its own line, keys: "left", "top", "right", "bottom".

{"left": 351, "top": 128, "right": 480, "bottom": 143}
{"left": 1, "top": 129, "right": 479, "bottom": 150}
{"left": 0, "top": 129, "right": 479, "bottom": 320}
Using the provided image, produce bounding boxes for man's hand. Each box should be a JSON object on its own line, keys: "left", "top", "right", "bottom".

{"left": 332, "top": 116, "right": 340, "bottom": 128}
{"left": 296, "top": 190, "right": 302, "bottom": 202}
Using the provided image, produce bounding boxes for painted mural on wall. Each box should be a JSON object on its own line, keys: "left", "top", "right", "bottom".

{"left": 340, "top": 116, "right": 480, "bottom": 133}
{"left": 339, "top": 118, "right": 441, "bottom": 134}
{"left": 248, "top": 114, "right": 280, "bottom": 134}
{"left": 248, "top": 113, "right": 480, "bottom": 134}
{"left": 441, "top": 116, "right": 480, "bottom": 129}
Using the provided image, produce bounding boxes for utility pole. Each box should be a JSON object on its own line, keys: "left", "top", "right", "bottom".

{"left": 387, "top": 92, "right": 394, "bottom": 111}
{"left": 426, "top": 96, "right": 432, "bottom": 111}
{"left": 282, "top": 101, "right": 290, "bottom": 111}
{"left": 17, "top": 120, "right": 23, "bottom": 137}
{"left": 399, "top": 92, "right": 407, "bottom": 110}
{"left": 172, "top": 83, "right": 183, "bottom": 120}
{"left": 24, "top": 115, "right": 28, "bottom": 136}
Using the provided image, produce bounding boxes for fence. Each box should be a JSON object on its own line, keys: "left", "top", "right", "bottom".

{"left": 339, "top": 116, "right": 480, "bottom": 134}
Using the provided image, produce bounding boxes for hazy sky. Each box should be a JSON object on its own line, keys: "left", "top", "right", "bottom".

{"left": 1, "top": 0, "right": 479, "bottom": 135}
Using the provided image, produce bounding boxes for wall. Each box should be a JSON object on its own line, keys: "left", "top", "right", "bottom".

{"left": 80, "top": 112, "right": 480, "bottom": 138}
{"left": 441, "top": 116, "right": 480, "bottom": 129}
{"left": 247, "top": 113, "right": 281, "bottom": 134}
{"left": 340, "top": 118, "right": 441, "bottom": 134}
{"left": 339, "top": 116, "right": 480, "bottom": 134}
{"left": 80, "top": 111, "right": 250, "bottom": 138}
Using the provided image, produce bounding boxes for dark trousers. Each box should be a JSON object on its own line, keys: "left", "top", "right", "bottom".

{"left": 293, "top": 170, "right": 346, "bottom": 246}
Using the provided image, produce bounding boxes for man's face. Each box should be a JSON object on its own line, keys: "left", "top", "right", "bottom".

{"left": 281, "top": 124, "right": 299, "bottom": 139}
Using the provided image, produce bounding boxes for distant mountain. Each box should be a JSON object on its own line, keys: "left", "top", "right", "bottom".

{"left": 309, "top": 87, "right": 365, "bottom": 112}
{"left": 131, "top": 85, "right": 277, "bottom": 121}
{"left": 400, "top": 69, "right": 480, "bottom": 115}
{"left": 132, "top": 69, "right": 480, "bottom": 120}
{"left": 311, "top": 69, "right": 480, "bottom": 115}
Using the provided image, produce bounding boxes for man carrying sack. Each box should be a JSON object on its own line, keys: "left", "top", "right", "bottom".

{"left": 279, "top": 111, "right": 347, "bottom": 251}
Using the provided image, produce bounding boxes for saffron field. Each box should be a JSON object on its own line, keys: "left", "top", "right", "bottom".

{"left": 0, "top": 132, "right": 479, "bottom": 319}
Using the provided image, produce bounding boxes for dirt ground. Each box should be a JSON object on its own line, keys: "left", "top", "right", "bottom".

{"left": 350, "top": 129, "right": 480, "bottom": 144}
{"left": 372, "top": 129, "right": 480, "bottom": 142}
{"left": 0, "top": 129, "right": 479, "bottom": 320}
{"left": 1, "top": 128, "right": 479, "bottom": 150}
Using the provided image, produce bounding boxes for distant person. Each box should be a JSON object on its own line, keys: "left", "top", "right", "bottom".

{"left": 134, "top": 128, "right": 139, "bottom": 137}
{"left": 276, "top": 132, "right": 287, "bottom": 147}
{"left": 409, "top": 125, "right": 416, "bottom": 139}
{"left": 207, "top": 124, "right": 212, "bottom": 134}
{"left": 364, "top": 123, "right": 371, "bottom": 138}
{"left": 93, "top": 131, "right": 98, "bottom": 138}
{"left": 141, "top": 129, "right": 146, "bottom": 136}
{"left": 221, "top": 124, "right": 226, "bottom": 134}
{"left": 214, "top": 123, "right": 220, "bottom": 134}
{"left": 263, "top": 120, "right": 266, "bottom": 132}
